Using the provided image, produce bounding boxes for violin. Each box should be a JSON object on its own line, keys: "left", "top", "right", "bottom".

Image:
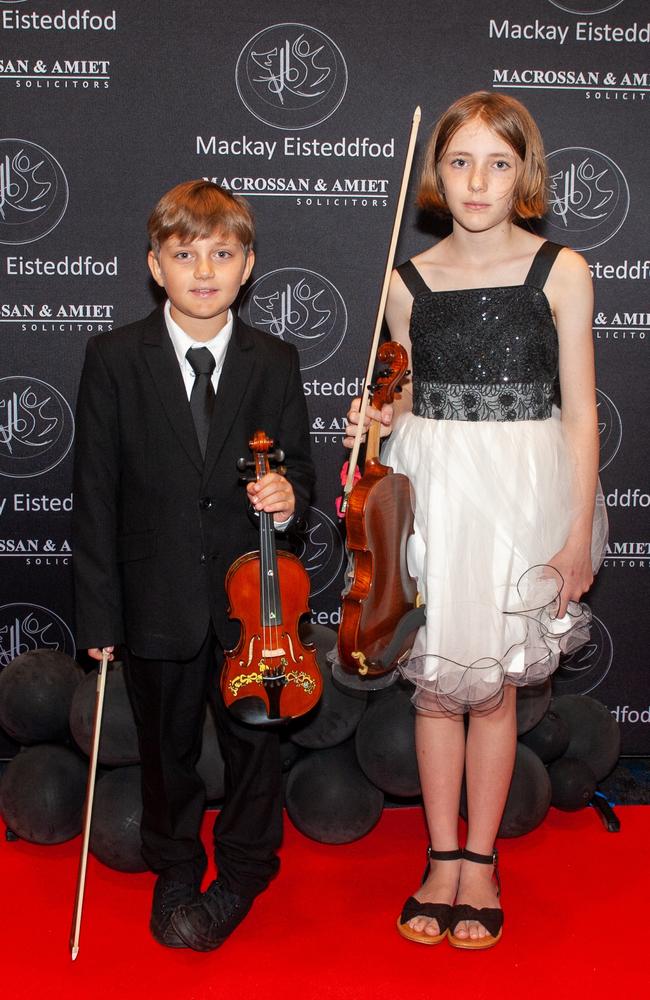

{"left": 221, "top": 430, "right": 322, "bottom": 725}
{"left": 338, "top": 342, "right": 423, "bottom": 679}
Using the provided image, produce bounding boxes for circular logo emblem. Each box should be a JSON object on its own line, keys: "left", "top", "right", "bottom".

{"left": 596, "top": 388, "right": 622, "bottom": 471}
{"left": 239, "top": 268, "right": 348, "bottom": 370}
{"left": 0, "top": 139, "right": 69, "bottom": 245}
{"left": 0, "top": 376, "right": 75, "bottom": 479}
{"left": 547, "top": 1, "right": 624, "bottom": 13}
{"left": 235, "top": 23, "right": 348, "bottom": 130}
{"left": 0, "top": 603, "right": 76, "bottom": 669}
{"left": 294, "top": 505, "right": 345, "bottom": 597}
{"left": 552, "top": 613, "right": 613, "bottom": 696}
{"left": 545, "top": 147, "right": 629, "bottom": 251}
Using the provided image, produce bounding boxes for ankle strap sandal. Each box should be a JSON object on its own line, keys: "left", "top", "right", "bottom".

{"left": 422, "top": 846, "right": 464, "bottom": 881}
{"left": 397, "top": 846, "right": 463, "bottom": 947}
{"left": 448, "top": 847, "right": 503, "bottom": 950}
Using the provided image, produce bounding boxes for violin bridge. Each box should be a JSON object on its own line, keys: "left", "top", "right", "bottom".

{"left": 262, "top": 647, "right": 286, "bottom": 658}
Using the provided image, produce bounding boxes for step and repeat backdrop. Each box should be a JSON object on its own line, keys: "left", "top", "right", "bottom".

{"left": 1, "top": 0, "right": 648, "bottom": 752}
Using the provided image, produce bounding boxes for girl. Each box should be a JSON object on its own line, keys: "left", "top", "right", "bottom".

{"left": 344, "top": 92, "right": 607, "bottom": 950}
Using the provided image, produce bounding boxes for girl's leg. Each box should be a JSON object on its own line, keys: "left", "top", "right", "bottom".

{"left": 454, "top": 685, "right": 518, "bottom": 941}
{"left": 406, "top": 710, "right": 466, "bottom": 936}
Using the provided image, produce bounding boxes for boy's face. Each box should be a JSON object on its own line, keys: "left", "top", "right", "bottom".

{"left": 148, "top": 230, "right": 254, "bottom": 341}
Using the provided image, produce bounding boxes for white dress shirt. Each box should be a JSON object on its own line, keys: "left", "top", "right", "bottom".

{"left": 164, "top": 299, "right": 233, "bottom": 399}
{"left": 163, "top": 300, "right": 291, "bottom": 529}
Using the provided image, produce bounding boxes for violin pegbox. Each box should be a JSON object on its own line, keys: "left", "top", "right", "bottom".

{"left": 370, "top": 342, "right": 410, "bottom": 409}
{"left": 237, "top": 433, "right": 286, "bottom": 483}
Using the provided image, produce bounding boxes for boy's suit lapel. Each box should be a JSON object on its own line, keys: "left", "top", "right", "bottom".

{"left": 203, "top": 317, "right": 256, "bottom": 482}
{"left": 141, "top": 308, "right": 205, "bottom": 473}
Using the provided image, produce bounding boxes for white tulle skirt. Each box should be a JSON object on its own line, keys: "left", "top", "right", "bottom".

{"left": 381, "top": 408, "right": 608, "bottom": 715}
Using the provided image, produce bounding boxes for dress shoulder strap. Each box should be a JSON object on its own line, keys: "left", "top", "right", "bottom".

{"left": 524, "top": 241, "right": 564, "bottom": 289}
{"left": 395, "top": 259, "right": 430, "bottom": 298}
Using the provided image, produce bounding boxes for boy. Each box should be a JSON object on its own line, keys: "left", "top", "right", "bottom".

{"left": 73, "top": 180, "right": 314, "bottom": 950}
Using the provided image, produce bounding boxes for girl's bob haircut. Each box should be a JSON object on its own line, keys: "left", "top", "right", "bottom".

{"left": 148, "top": 179, "right": 255, "bottom": 256}
{"left": 418, "top": 91, "right": 548, "bottom": 220}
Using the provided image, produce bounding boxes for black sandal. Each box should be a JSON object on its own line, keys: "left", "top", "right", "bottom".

{"left": 397, "top": 847, "right": 462, "bottom": 945}
{"left": 448, "top": 848, "right": 503, "bottom": 950}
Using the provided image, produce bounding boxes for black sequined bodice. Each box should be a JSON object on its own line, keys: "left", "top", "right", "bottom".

{"left": 397, "top": 242, "right": 562, "bottom": 422}
{"left": 410, "top": 285, "right": 557, "bottom": 384}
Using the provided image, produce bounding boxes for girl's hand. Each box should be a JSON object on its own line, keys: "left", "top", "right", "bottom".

{"left": 547, "top": 541, "right": 594, "bottom": 618}
{"left": 247, "top": 472, "right": 295, "bottom": 524}
{"left": 87, "top": 646, "right": 114, "bottom": 662}
{"left": 343, "top": 397, "right": 394, "bottom": 449}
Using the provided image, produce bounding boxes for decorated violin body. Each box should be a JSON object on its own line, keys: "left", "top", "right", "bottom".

{"left": 221, "top": 430, "right": 322, "bottom": 725}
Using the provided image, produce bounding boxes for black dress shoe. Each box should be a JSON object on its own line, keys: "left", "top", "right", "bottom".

{"left": 150, "top": 868, "right": 204, "bottom": 948}
{"left": 171, "top": 879, "right": 253, "bottom": 952}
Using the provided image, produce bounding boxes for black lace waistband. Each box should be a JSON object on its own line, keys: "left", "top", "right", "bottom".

{"left": 412, "top": 380, "right": 554, "bottom": 422}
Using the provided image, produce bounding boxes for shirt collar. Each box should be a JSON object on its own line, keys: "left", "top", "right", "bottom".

{"left": 164, "top": 299, "right": 234, "bottom": 372}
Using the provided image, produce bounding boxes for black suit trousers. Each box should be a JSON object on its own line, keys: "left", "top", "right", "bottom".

{"left": 124, "top": 627, "right": 282, "bottom": 898}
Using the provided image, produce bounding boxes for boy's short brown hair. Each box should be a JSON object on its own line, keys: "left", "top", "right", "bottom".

{"left": 148, "top": 180, "right": 255, "bottom": 255}
{"left": 418, "top": 91, "right": 548, "bottom": 220}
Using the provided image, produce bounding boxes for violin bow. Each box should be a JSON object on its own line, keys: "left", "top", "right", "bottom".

{"left": 70, "top": 648, "right": 109, "bottom": 960}
{"left": 341, "top": 105, "right": 421, "bottom": 512}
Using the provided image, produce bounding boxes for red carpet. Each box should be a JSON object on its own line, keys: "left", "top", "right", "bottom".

{"left": 1, "top": 806, "right": 646, "bottom": 999}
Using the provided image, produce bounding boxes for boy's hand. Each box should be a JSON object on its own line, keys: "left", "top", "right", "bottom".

{"left": 88, "top": 646, "right": 115, "bottom": 661}
{"left": 247, "top": 472, "right": 295, "bottom": 524}
{"left": 343, "top": 397, "right": 394, "bottom": 449}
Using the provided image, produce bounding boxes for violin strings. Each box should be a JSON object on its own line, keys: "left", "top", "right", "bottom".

{"left": 266, "top": 507, "right": 280, "bottom": 655}
{"left": 256, "top": 453, "right": 268, "bottom": 657}
{"left": 258, "top": 452, "right": 281, "bottom": 663}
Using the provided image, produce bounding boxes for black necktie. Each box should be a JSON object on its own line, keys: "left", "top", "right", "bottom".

{"left": 186, "top": 347, "right": 216, "bottom": 458}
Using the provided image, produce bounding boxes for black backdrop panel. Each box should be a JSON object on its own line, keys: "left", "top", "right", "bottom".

{"left": 1, "top": 0, "right": 648, "bottom": 750}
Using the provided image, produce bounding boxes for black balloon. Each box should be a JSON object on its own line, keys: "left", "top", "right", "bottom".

{"left": 290, "top": 624, "right": 367, "bottom": 749}
{"left": 355, "top": 686, "right": 421, "bottom": 797}
{"left": 516, "top": 678, "right": 552, "bottom": 736}
{"left": 70, "top": 662, "right": 140, "bottom": 765}
{"left": 0, "top": 744, "right": 86, "bottom": 844}
{"left": 550, "top": 695, "right": 620, "bottom": 781}
{"left": 196, "top": 706, "right": 225, "bottom": 801}
{"left": 498, "top": 744, "right": 552, "bottom": 837}
{"left": 548, "top": 757, "right": 597, "bottom": 811}
{"left": 286, "top": 742, "right": 384, "bottom": 844}
{"left": 519, "top": 709, "right": 570, "bottom": 764}
{"left": 89, "top": 766, "right": 148, "bottom": 872}
{"left": 0, "top": 649, "right": 82, "bottom": 744}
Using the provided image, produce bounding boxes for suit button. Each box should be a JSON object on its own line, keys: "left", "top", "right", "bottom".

{"left": 199, "top": 497, "right": 213, "bottom": 510}
{"left": 200, "top": 554, "right": 206, "bottom": 564}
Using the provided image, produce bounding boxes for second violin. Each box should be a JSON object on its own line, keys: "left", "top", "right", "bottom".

{"left": 338, "top": 342, "right": 424, "bottom": 680}
{"left": 221, "top": 430, "right": 322, "bottom": 725}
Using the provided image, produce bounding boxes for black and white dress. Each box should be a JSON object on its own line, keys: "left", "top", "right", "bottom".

{"left": 382, "top": 241, "right": 608, "bottom": 715}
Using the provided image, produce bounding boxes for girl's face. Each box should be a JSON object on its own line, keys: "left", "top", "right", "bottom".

{"left": 437, "top": 118, "right": 522, "bottom": 234}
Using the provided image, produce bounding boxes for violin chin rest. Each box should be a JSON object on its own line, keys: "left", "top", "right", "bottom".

{"left": 226, "top": 696, "right": 290, "bottom": 728}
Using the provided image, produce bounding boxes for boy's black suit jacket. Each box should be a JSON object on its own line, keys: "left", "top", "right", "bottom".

{"left": 73, "top": 306, "right": 315, "bottom": 660}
